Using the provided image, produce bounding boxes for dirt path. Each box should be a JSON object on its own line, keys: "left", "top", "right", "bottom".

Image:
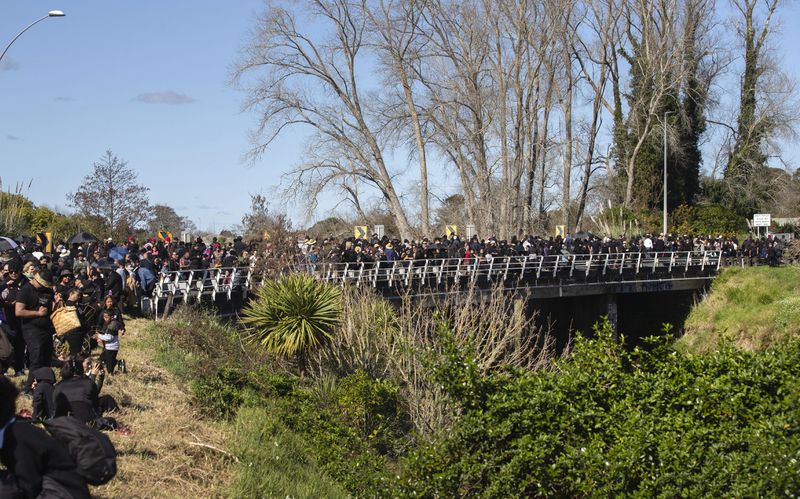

{"left": 16, "top": 318, "right": 234, "bottom": 498}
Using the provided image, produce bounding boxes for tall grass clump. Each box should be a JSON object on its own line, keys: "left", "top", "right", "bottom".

{"left": 0, "top": 178, "right": 33, "bottom": 235}
{"left": 229, "top": 406, "right": 348, "bottom": 498}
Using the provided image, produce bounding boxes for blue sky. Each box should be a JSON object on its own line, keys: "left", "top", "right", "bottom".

{"left": 0, "top": 0, "right": 305, "bottom": 232}
{"left": 2, "top": 1, "right": 799, "bottom": 233}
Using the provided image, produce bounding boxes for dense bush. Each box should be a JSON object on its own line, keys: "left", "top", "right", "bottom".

{"left": 402, "top": 319, "right": 800, "bottom": 497}
{"left": 671, "top": 203, "right": 748, "bottom": 236}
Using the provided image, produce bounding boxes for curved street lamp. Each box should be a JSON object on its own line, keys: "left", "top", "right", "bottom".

{"left": 0, "top": 10, "right": 66, "bottom": 66}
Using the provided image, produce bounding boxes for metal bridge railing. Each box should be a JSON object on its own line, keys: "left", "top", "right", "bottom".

{"left": 151, "top": 251, "right": 723, "bottom": 316}
{"left": 313, "top": 250, "right": 722, "bottom": 288}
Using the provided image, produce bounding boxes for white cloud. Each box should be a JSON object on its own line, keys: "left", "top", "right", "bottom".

{"left": 133, "top": 91, "right": 196, "bottom": 105}
{"left": 0, "top": 57, "right": 20, "bottom": 71}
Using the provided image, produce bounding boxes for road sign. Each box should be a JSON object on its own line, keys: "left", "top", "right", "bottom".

{"left": 354, "top": 226, "right": 368, "bottom": 239}
{"left": 555, "top": 225, "right": 566, "bottom": 238}
{"left": 374, "top": 225, "right": 385, "bottom": 239}
{"left": 466, "top": 224, "right": 476, "bottom": 238}
{"left": 35, "top": 232, "right": 50, "bottom": 253}
{"left": 445, "top": 225, "right": 458, "bottom": 237}
{"left": 753, "top": 213, "right": 771, "bottom": 227}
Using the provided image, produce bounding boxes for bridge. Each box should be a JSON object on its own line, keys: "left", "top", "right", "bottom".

{"left": 151, "top": 251, "right": 725, "bottom": 321}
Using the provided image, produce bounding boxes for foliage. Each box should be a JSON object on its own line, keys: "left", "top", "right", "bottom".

{"left": 0, "top": 179, "right": 33, "bottom": 235}
{"left": 402, "top": 318, "right": 800, "bottom": 497}
{"left": 229, "top": 406, "right": 348, "bottom": 498}
{"left": 314, "top": 286, "right": 400, "bottom": 378}
{"left": 306, "top": 216, "right": 351, "bottom": 240}
{"left": 589, "top": 202, "right": 643, "bottom": 237}
{"left": 240, "top": 193, "right": 292, "bottom": 243}
{"left": 67, "top": 150, "right": 151, "bottom": 238}
{"left": 241, "top": 274, "right": 342, "bottom": 358}
{"left": 670, "top": 203, "right": 748, "bottom": 236}
{"left": 679, "top": 266, "right": 800, "bottom": 353}
{"left": 148, "top": 204, "right": 195, "bottom": 235}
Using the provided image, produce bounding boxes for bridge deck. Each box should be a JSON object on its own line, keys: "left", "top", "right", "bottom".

{"left": 151, "top": 251, "right": 724, "bottom": 316}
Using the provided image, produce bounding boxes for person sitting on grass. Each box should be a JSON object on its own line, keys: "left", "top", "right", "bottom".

{"left": 54, "top": 358, "right": 99, "bottom": 425}
{"left": 30, "top": 367, "right": 56, "bottom": 422}
{"left": 0, "top": 376, "right": 90, "bottom": 499}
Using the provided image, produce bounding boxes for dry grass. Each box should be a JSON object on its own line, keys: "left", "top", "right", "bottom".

{"left": 14, "top": 319, "right": 234, "bottom": 498}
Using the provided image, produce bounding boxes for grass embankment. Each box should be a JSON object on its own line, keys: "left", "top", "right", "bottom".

{"left": 141, "top": 309, "right": 348, "bottom": 498}
{"left": 679, "top": 265, "right": 800, "bottom": 353}
{"left": 13, "top": 318, "right": 232, "bottom": 498}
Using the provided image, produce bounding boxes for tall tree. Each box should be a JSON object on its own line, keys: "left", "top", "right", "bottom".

{"left": 614, "top": 0, "right": 686, "bottom": 210}
{"left": 723, "top": 0, "right": 784, "bottom": 215}
{"left": 366, "top": 0, "right": 432, "bottom": 235}
{"left": 67, "top": 150, "right": 150, "bottom": 237}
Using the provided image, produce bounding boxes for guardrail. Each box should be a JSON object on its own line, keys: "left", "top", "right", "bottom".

{"left": 151, "top": 251, "right": 725, "bottom": 317}
{"left": 315, "top": 250, "right": 723, "bottom": 287}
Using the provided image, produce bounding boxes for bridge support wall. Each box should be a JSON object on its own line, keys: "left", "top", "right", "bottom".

{"left": 527, "top": 287, "right": 704, "bottom": 350}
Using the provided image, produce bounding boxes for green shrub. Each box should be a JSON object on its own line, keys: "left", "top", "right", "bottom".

{"left": 326, "top": 370, "right": 411, "bottom": 457}
{"left": 402, "top": 319, "right": 800, "bottom": 497}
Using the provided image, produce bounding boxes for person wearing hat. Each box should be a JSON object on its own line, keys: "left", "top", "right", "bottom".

{"left": 55, "top": 269, "right": 74, "bottom": 302}
{"left": 14, "top": 269, "right": 56, "bottom": 392}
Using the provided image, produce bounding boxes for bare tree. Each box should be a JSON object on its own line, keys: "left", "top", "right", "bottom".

{"left": 68, "top": 150, "right": 150, "bottom": 237}
{"left": 366, "top": 0, "right": 433, "bottom": 235}
{"left": 232, "top": 0, "right": 415, "bottom": 239}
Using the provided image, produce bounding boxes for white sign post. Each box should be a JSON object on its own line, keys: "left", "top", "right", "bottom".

{"left": 753, "top": 213, "right": 771, "bottom": 238}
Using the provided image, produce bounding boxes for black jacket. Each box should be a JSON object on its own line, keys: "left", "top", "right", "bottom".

{"left": 54, "top": 376, "right": 99, "bottom": 424}
{"left": 32, "top": 368, "right": 57, "bottom": 421}
{"left": 103, "top": 271, "right": 123, "bottom": 303}
{"left": 0, "top": 420, "right": 90, "bottom": 499}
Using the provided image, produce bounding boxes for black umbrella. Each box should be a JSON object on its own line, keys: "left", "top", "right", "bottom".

{"left": 0, "top": 236, "right": 18, "bottom": 252}
{"left": 572, "top": 231, "right": 594, "bottom": 240}
{"left": 67, "top": 232, "right": 99, "bottom": 245}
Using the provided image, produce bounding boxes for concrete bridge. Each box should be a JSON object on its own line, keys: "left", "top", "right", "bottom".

{"left": 152, "top": 251, "right": 724, "bottom": 338}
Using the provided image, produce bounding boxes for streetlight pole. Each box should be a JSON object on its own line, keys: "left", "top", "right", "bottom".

{"left": 0, "top": 11, "right": 65, "bottom": 67}
{"left": 663, "top": 110, "right": 674, "bottom": 237}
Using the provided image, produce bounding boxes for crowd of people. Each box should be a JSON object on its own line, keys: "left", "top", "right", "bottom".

{"left": 296, "top": 231, "right": 788, "bottom": 268}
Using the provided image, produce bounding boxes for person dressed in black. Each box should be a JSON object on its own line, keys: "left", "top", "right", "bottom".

{"left": 0, "top": 376, "right": 90, "bottom": 499}
{"left": 54, "top": 358, "right": 100, "bottom": 425}
{"left": 1, "top": 260, "right": 28, "bottom": 376}
{"left": 14, "top": 269, "right": 55, "bottom": 392}
{"left": 31, "top": 367, "right": 57, "bottom": 421}
{"left": 101, "top": 264, "right": 123, "bottom": 304}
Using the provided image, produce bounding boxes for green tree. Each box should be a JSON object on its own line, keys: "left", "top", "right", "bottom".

{"left": 149, "top": 204, "right": 195, "bottom": 236}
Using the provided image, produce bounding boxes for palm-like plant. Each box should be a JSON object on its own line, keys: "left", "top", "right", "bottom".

{"left": 241, "top": 274, "right": 342, "bottom": 357}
